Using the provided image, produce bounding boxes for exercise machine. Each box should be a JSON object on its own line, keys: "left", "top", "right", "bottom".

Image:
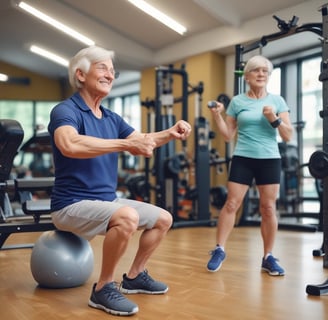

{"left": 0, "top": 119, "right": 55, "bottom": 250}
{"left": 135, "top": 64, "right": 227, "bottom": 227}
{"left": 154, "top": 65, "right": 213, "bottom": 227}
{"left": 306, "top": 4, "right": 328, "bottom": 294}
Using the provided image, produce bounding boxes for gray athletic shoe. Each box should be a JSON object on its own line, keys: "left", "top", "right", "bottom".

{"left": 88, "top": 282, "right": 139, "bottom": 316}
{"left": 120, "top": 270, "right": 168, "bottom": 294}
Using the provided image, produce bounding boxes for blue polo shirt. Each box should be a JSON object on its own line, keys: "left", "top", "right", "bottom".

{"left": 226, "top": 93, "right": 289, "bottom": 159}
{"left": 48, "top": 92, "right": 135, "bottom": 211}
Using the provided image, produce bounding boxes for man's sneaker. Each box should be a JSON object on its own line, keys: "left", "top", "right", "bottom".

{"left": 207, "top": 246, "right": 226, "bottom": 272}
{"left": 88, "top": 282, "right": 139, "bottom": 316}
{"left": 120, "top": 270, "right": 168, "bottom": 294}
{"left": 261, "top": 255, "right": 285, "bottom": 276}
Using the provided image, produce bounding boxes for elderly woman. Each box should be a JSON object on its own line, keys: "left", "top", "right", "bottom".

{"left": 207, "top": 55, "right": 293, "bottom": 276}
{"left": 48, "top": 46, "right": 192, "bottom": 316}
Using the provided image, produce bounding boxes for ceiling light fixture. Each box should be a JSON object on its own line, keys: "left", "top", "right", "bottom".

{"left": 127, "top": 0, "right": 187, "bottom": 35}
{"left": 29, "top": 45, "right": 69, "bottom": 67}
{"left": 15, "top": 1, "right": 95, "bottom": 46}
{"left": 0, "top": 73, "right": 9, "bottom": 82}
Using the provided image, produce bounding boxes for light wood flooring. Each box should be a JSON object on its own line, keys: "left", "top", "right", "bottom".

{"left": 0, "top": 226, "right": 327, "bottom": 320}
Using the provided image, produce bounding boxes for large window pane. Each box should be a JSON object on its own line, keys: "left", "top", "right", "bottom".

{"left": 123, "top": 95, "right": 141, "bottom": 131}
{"left": 301, "top": 56, "right": 322, "bottom": 201}
{"left": 301, "top": 58, "right": 322, "bottom": 165}
{"left": 267, "top": 68, "right": 281, "bottom": 95}
{"left": 106, "top": 94, "right": 141, "bottom": 131}
{"left": 0, "top": 101, "right": 34, "bottom": 139}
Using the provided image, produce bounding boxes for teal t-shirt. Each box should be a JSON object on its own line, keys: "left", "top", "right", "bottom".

{"left": 226, "top": 93, "right": 289, "bottom": 159}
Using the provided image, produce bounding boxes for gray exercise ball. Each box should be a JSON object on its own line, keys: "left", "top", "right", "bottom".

{"left": 30, "top": 230, "right": 94, "bottom": 288}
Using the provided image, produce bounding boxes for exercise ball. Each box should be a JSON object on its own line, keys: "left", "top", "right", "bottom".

{"left": 30, "top": 230, "right": 94, "bottom": 288}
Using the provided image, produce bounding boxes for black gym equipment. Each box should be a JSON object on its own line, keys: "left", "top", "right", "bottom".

{"left": 233, "top": 14, "right": 322, "bottom": 232}
{"left": 137, "top": 64, "right": 228, "bottom": 227}
{"left": 309, "top": 150, "right": 328, "bottom": 180}
{"left": 153, "top": 65, "right": 190, "bottom": 217}
{"left": 306, "top": 279, "right": 328, "bottom": 296}
{"left": 306, "top": 4, "right": 328, "bottom": 296}
{"left": 0, "top": 119, "right": 55, "bottom": 250}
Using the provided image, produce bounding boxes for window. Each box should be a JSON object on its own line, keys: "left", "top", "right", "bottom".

{"left": 106, "top": 94, "right": 141, "bottom": 132}
{"left": 274, "top": 53, "right": 322, "bottom": 212}
{"left": 106, "top": 94, "right": 142, "bottom": 172}
{"left": 267, "top": 68, "right": 281, "bottom": 95}
{"left": 301, "top": 56, "right": 322, "bottom": 200}
{"left": 301, "top": 56, "right": 322, "bottom": 166}
{"left": 0, "top": 100, "right": 34, "bottom": 139}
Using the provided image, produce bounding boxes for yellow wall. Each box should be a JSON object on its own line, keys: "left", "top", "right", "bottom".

{"left": 0, "top": 61, "right": 70, "bottom": 100}
{"left": 140, "top": 51, "right": 229, "bottom": 215}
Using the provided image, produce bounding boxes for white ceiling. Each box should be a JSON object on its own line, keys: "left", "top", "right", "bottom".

{"left": 0, "top": 0, "right": 324, "bottom": 85}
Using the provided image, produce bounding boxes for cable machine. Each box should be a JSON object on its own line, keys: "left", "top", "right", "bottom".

{"left": 156, "top": 65, "right": 215, "bottom": 227}
{"left": 153, "top": 65, "right": 188, "bottom": 212}
{"left": 306, "top": 3, "right": 328, "bottom": 296}
{"left": 139, "top": 64, "right": 219, "bottom": 227}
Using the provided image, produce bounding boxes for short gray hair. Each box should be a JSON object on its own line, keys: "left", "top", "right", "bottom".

{"left": 68, "top": 46, "right": 115, "bottom": 90}
{"left": 243, "top": 55, "right": 273, "bottom": 75}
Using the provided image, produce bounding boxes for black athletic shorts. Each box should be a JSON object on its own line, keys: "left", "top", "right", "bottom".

{"left": 228, "top": 156, "right": 281, "bottom": 186}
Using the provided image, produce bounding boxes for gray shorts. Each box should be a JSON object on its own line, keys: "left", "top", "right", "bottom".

{"left": 51, "top": 198, "right": 163, "bottom": 240}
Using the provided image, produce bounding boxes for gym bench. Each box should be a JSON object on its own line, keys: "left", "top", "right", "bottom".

{"left": 0, "top": 177, "right": 56, "bottom": 250}
{"left": 0, "top": 119, "right": 55, "bottom": 250}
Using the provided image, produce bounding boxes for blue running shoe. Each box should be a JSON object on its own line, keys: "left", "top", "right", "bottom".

{"left": 207, "top": 246, "right": 226, "bottom": 272}
{"left": 120, "top": 270, "right": 168, "bottom": 294}
{"left": 261, "top": 255, "right": 285, "bottom": 276}
{"left": 88, "top": 282, "right": 139, "bottom": 316}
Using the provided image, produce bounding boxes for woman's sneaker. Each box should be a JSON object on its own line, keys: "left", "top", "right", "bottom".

{"left": 120, "top": 270, "right": 168, "bottom": 294}
{"left": 207, "top": 246, "right": 226, "bottom": 272}
{"left": 88, "top": 282, "right": 139, "bottom": 316}
{"left": 261, "top": 255, "right": 285, "bottom": 276}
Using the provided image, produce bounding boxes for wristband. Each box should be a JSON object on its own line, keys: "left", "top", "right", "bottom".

{"left": 270, "top": 118, "right": 282, "bottom": 128}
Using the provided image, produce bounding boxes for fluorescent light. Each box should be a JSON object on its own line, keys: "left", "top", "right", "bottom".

{"left": 0, "top": 73, "right": 9, "bottom": 82}
{"left": 30, "top": 45, "right": 69, "bottom": 67}
{"left": 128, "top": 0, "right": 187, "bottom": 35}
{"left": 16, "top": 1, "right": 95, "bottom": 46}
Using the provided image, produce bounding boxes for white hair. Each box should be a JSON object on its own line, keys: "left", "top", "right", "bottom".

{"left": 68, "top": 46, "right": 115, "bottom": 90}
{"left": 243, "top": 55, "right": 273, "bottom": 75}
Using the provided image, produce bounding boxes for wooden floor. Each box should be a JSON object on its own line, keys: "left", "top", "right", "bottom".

{"left": 1, "top": 225, "right": 327, "bottom": 320}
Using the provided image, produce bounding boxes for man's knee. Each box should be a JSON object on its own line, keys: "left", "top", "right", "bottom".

{"left": 155, "top": 210, "right": 173, "bottom": 230}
